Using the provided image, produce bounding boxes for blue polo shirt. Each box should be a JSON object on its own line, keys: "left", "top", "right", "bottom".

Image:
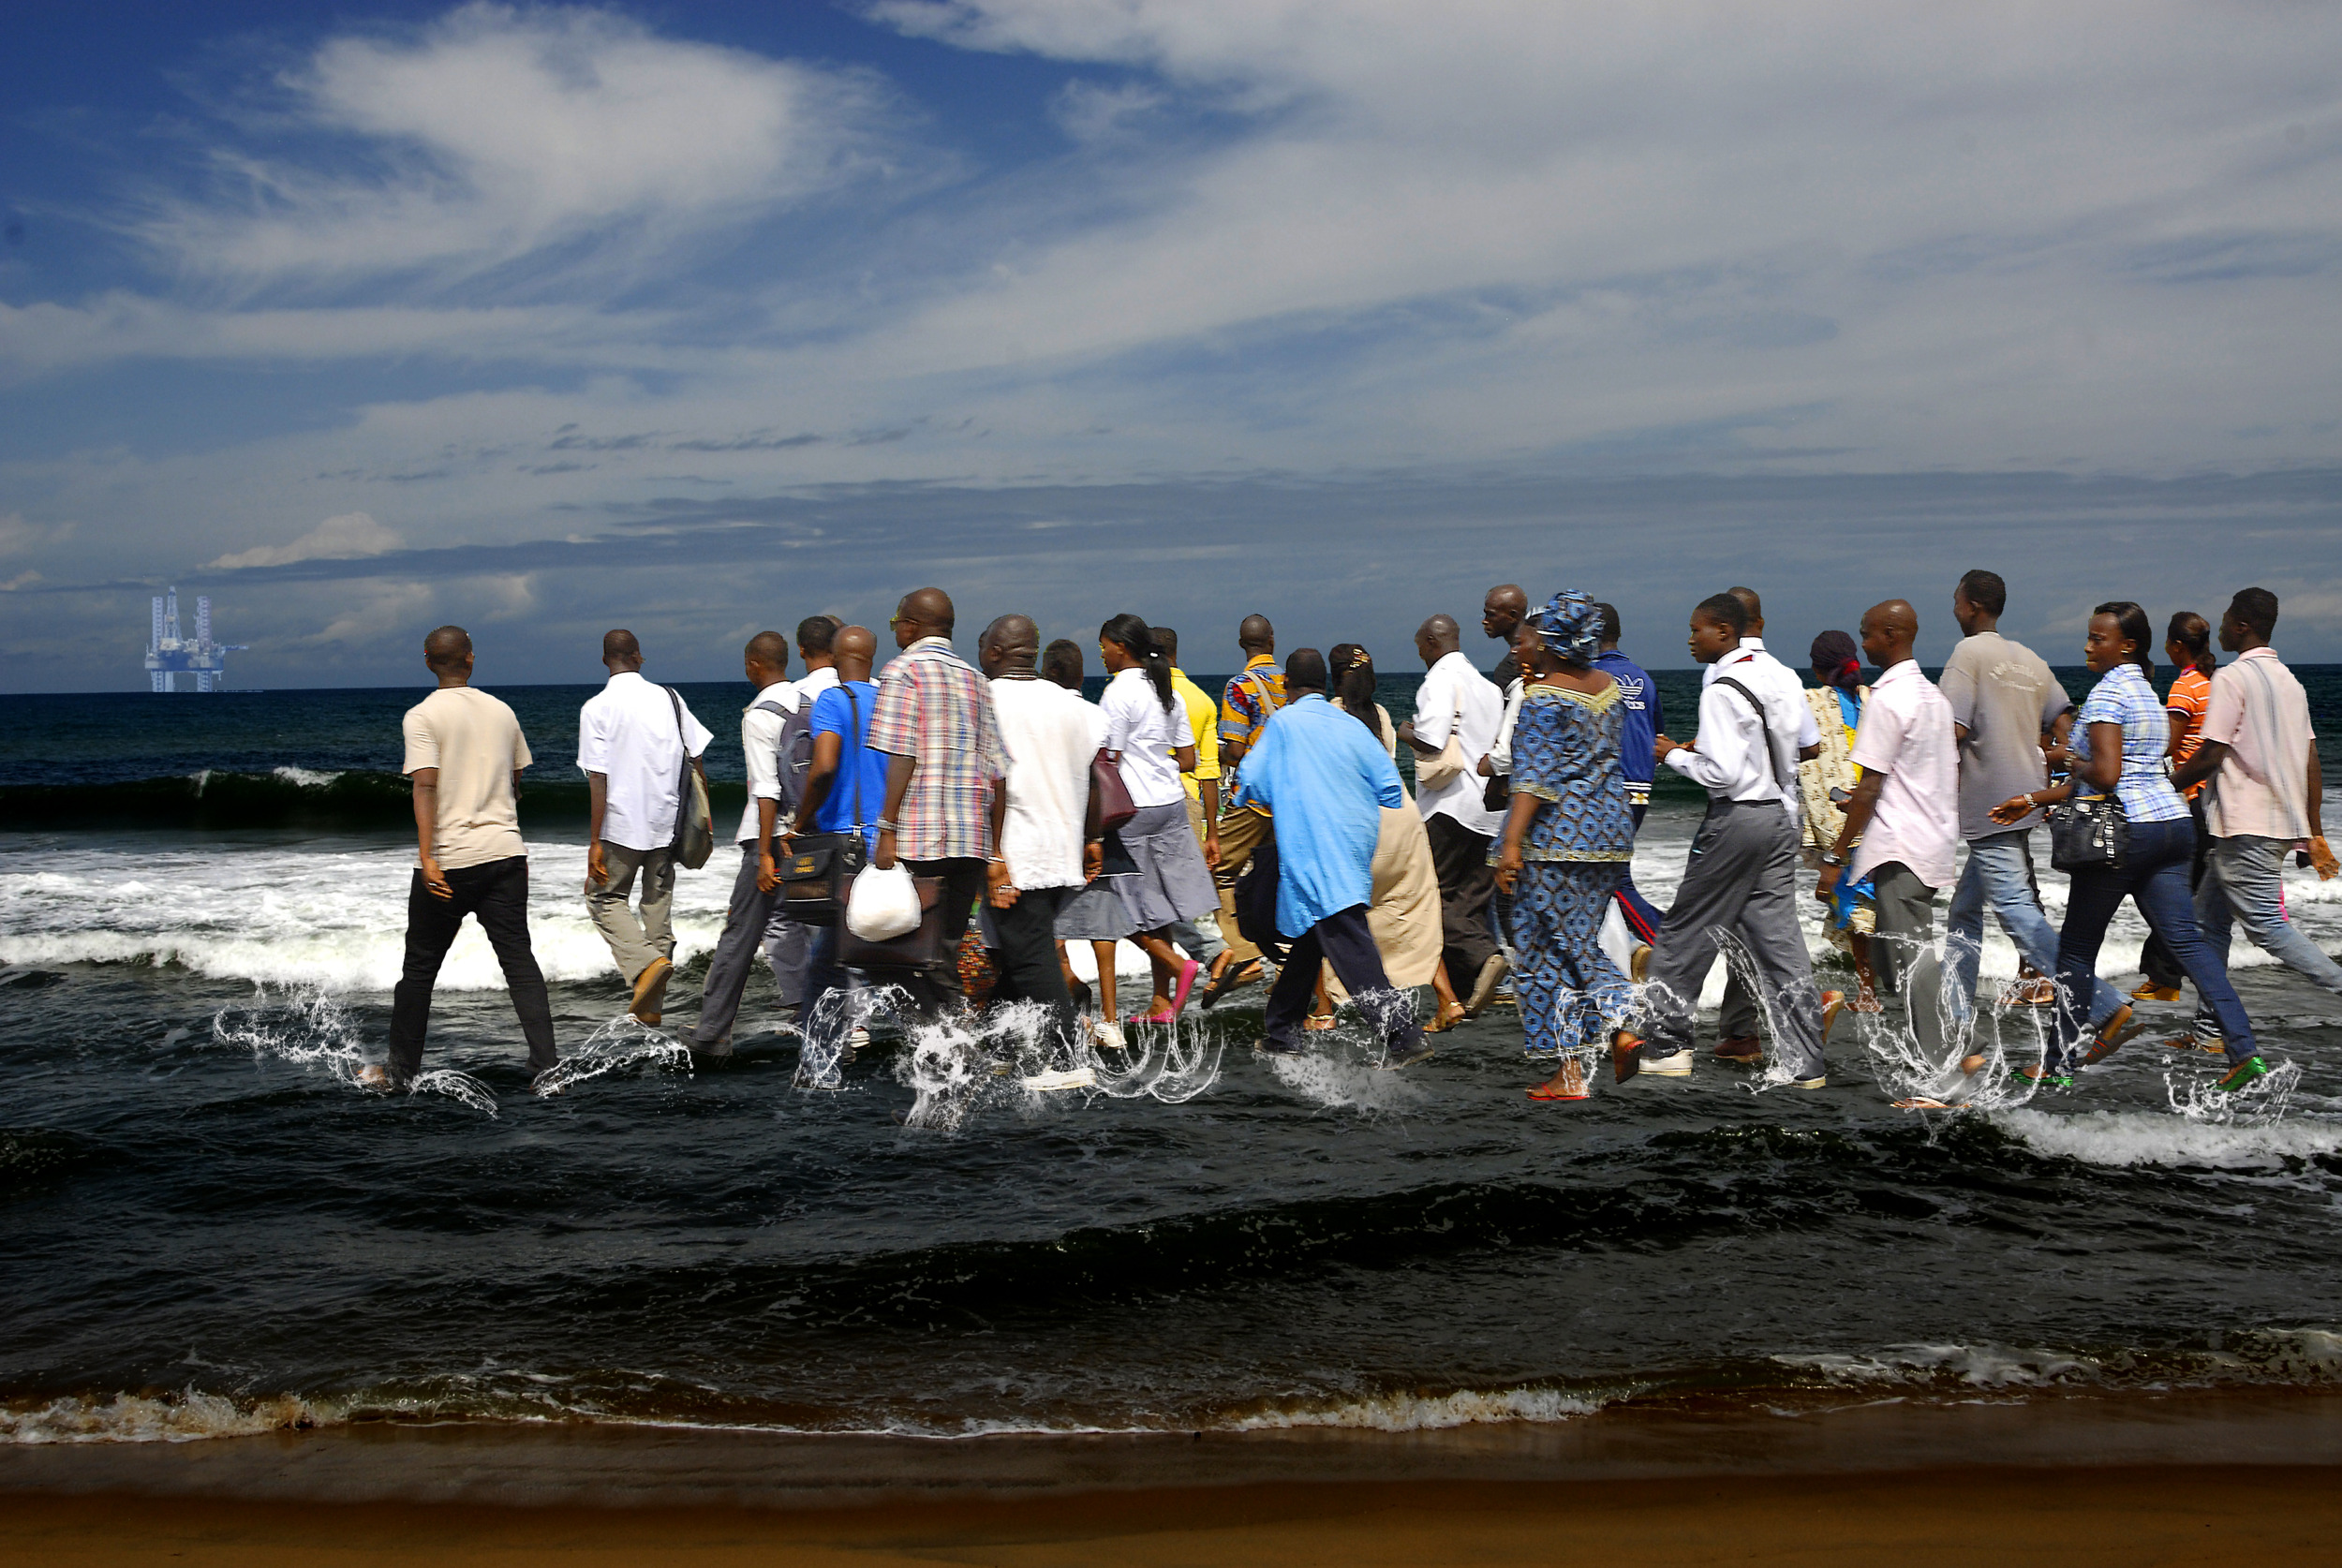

{"left": 1227, "top": 693, "right": 1405, "bottom": 937}
{"left": 808, "top": 680, "right": 885, "bottom": 846}
{"left": 1593, "top": 649, "right": 1660, "bottom": 790}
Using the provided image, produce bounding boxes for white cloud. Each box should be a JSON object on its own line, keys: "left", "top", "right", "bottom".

{"left": 0, "top": 571, "right": 40, "bottom": 592}
{"left": 207, "top": 511, "right": 403, "bottom": 570}
{"left": 144, "top": 2, "right": 900, "bottom": 284}
{"left": 1050, "top": 79, "right": 1165, "bottom": 143}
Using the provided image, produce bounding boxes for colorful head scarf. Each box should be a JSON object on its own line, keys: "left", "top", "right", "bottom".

{"left": 1529, "top": 590, "right": 1603, "bottom": 667}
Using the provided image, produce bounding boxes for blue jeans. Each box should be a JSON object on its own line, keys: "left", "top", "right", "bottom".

{"left": 2056, "top": 815, "right": 2254, "bottom": 1072}
{"left": 2193, "top": 834, "right": 2342, "bottom": 1037}
{"left": 1945, "top": 829, "right": 2124, "bottom": 1034}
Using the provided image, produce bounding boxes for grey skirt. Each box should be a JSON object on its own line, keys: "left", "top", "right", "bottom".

{"left": 1055, "top": 878, "right": 1136, "bottom": 940}
{"left": 1111, "top": 800, "right": 1220, "bottom": 932}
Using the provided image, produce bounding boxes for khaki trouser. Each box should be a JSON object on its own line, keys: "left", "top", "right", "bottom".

{"left": 1210, "top": 802, "right": 1272, "bottom": 966}
{"left": 586, "top": 842, "right": 676, "bottom": 985}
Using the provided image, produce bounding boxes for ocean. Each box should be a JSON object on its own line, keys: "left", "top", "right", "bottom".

{"left": 4, "top": 667, "right": 2341, "bottom": 1448}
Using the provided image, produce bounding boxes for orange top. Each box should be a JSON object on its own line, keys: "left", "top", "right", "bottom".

{"left": 2166, "top": 665, "right": 2212, "bottom": 800}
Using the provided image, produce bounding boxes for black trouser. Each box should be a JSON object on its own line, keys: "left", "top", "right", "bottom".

{"left": 1264, "top": 904, "right": 1426, "bottom": 1058}
{"left": 691, "top": 843, "right": 782, "bottom": 1053}
{"left": 389, "top": 855, "right": 558, "bottom": 1085}
{"left": 2139, "top": 797, "right": 2212, "bottom": 990}
{"left": 900, "top": 856, "right": 990, "bottom": 1013}
{"left": 986, "top": 883, "right": 1075, "bottom": 1047}
{"left": 1423, "top": 812, "right": 1500, "bottom": 991}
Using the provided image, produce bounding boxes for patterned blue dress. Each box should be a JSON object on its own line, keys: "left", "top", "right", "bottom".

{"left": 1499, "top": 681, "right": 1638, "bottom": 1058}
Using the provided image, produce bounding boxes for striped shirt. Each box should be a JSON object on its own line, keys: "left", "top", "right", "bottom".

{"left": 865, "top": 637, "right": 1009, "bottom": 861}
{"left": 2073, "top": 662, "right": 2187, "bottom": 824}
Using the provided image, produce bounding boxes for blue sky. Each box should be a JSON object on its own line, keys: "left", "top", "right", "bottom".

{"left": 4, "top": 0, "right": 2339, "bottom": 689}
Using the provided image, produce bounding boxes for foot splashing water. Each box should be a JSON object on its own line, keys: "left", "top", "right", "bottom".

{"left": 210, "top": 985, "right": 498, "bottom": 1116}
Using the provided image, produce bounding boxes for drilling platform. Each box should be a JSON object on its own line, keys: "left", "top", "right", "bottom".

{"left": 144, "top": 587, "right": 246, "bottom": 691}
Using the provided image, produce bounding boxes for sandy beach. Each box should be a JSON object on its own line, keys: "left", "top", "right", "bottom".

{"left": 9, "top": 1393, "right": 2342, "bottom": 1565}
{"left": 7, "top": 1464, "right": 2341, "bottom": 1566}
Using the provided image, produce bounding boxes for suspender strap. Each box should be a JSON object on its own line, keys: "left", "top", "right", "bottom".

{"left": 1713, "top": 676, "right": 1791, "bottom": 794}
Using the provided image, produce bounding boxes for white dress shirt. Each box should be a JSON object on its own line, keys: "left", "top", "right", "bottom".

{"left": 1847, "top": 658, "right": 1959, "bottom": 889}
{"left": 1101, "top": 667, "right": 1194, "bottom": 809}
{"left": 735, "top": 679, "right": 794, "bottom": 846}
{"left": 1487, "top": 675, "right": 1525, "bottom": 775}
{"left": 1704, "top": 639, "right": 1822, "bottom": 764}
{"left": 1413, "top": 649, "right": 1505, "bottom": 836}
{"left": 1668, "top": 657, "right": 1791, "bottom": 804}
{"left": 992, "top": 675, "right": 1103, "bottom": 890}
{"left": 577, "top": 671, "right": 713, "bottom": 852}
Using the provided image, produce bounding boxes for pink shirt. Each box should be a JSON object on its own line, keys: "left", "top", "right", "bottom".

{"left": 1847, "top": 659, "right": 1959, "bottom": 890}
{"left": 2201, "top": 647, "right": 2317, "bottom": 844}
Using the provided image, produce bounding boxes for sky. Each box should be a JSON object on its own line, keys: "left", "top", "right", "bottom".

{"left": 2, "top": 0, "right": 2339, "bottom": 691}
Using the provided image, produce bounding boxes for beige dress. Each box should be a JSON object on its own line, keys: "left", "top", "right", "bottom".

{"left": 1327, "top": 702, "right": 1444, "bottom": 994}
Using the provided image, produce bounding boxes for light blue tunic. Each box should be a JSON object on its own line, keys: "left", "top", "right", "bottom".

{"left": 1228, "top": 694, "right": 1406, "bottom": 938}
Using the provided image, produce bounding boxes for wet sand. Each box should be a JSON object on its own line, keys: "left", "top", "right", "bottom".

{"left": 7, "top": 1465, "right": 2341, "bottom": 1566}
{"left": 7, "top": 1393, "right": 2342, "bottom": 1564}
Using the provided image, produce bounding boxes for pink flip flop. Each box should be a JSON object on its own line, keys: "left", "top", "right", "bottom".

{"left": 1168, "top": 958, "right": 1203, "bottom": 1014}
{"left": 1128, "top": 961, "right": 1206, "bottom": 1026}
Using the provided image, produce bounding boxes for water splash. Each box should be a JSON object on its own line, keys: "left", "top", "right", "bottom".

{"left": 210, "top": 986, "right": 369, "bottom": 1084}
{"left": 2165, "top": 1054, "right": 2303, "bottom": 1125}
{"left": 210, "top": 986, "right": 498, "bottom": 1115}
{"left": 796, "top": 982, "right": 910, "bottom": 1091}
{"left": 404, "top": 1068, "right": 501, "bottom": 1116}
{"left": 531, "top": 1014, "right": 693, "bottom": 1097}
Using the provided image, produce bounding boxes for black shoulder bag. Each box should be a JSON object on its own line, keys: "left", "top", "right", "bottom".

{"left": 775, "top": 686, "right": 869, "bottom": 925}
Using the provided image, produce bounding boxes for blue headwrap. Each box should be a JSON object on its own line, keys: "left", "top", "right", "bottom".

{"left": 1530, "top": 590, "right": 1602, "bottom": 667}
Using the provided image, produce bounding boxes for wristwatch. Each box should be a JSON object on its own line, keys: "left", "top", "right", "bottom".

{"left": 1819, "top": 851, "right": 1846, "bottom": 867}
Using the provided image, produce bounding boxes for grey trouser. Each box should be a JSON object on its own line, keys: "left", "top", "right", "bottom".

{"left": 586, "top": 842, "right": 676, "bottom": 985}
{"left": 1638, "top": 799, "right": 1825, "bottom": 1079}
{"left": 762, "top": 911, "right": 814, "bottom": 1012}
{"left": 692, "top": 844, "right": 781, "bottom": 1052}
{"left": 1866, "top": 859, "right": 1946, "bottom": 1059}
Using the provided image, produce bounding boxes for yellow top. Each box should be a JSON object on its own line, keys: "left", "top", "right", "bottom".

{"left": 1169, "top": 667, "right": 1222, "bottom": 802}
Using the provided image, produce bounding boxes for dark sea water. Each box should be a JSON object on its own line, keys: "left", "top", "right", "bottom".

{"left": 4, "top": 666, "right": 2341, "bottom": 1444}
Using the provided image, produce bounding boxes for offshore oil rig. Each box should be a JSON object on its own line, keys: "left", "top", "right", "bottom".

{"left": 144, "top": 586, "right": 246, "bottom": 691}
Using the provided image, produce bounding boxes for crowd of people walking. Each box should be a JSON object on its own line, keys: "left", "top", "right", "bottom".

{"left": 370, "top": 575, "right": 2336, "bottom": 1110}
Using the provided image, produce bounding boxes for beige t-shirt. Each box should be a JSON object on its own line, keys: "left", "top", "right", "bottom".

{"left": 402, "top": 687, "right": 532, "bottom": 870}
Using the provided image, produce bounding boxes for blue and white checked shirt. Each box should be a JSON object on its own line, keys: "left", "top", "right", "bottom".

{"left": 2073, "top": 663, "right": 2187, "bottom": 824}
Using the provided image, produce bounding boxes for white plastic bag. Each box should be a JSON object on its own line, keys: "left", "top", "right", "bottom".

{"left": 846, "top": 863, "right": 922, "bottom": 941}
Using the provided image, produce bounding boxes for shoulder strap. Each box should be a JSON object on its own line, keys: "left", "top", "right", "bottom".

{"left": 1713, "top": 676, "right": 1791, "bottom": 791}
{"left": 843, "top": 683, "right": 865, "bottom": 827}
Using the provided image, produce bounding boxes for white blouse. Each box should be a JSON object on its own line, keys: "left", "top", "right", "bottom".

{"left": 1101, "top": 666, "right": 1194, "bottom": 809}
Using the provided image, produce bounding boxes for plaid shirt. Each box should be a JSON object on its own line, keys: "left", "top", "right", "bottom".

{"left": 866, "top": 637, "right": 1009, "bottom": 860}
{"left": 2074, "top": 661, "right": 2188, "bottom": 824}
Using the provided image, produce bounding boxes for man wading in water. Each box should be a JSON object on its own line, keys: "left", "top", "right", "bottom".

{"left": 362, "top": 626, "right": 559, "bottom": 1091}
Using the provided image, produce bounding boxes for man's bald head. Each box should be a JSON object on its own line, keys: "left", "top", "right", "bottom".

{"left": 1482, "top": 584, "right": 1528, "bottom": 642}
{"left": 831, "top": 624, "right": 877, "bottom": 682}
{"left": 904, "top": 587, "right": 954, "bottom": 629}
{"left": 423, "top": 625, "right": 472, "bottom": 670}
{"left": 1726, "top": 586, "right": 1763, "bottom": 634}
{"left": 601, "top": 629, "right": 642, "bottom": 671}
{"left": 1238, "top": 614, "right": 1274, "bottom": 655}
{"left": 1859, "top": 599, "right": 1919, "bottom": 667}
{"left": 979, "top": 614, "right": 1040, "bottom": 678}
{"left": 1416, "top": 614, "right": 1460, "bottom": 666}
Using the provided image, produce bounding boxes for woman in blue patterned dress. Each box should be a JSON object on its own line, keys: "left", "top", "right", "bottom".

{"left": 1989, "top": 601, "right": 2260, "bottom": 1089}
{"left": 1490, "top": 592, "right": 1640, "bottom": 1102}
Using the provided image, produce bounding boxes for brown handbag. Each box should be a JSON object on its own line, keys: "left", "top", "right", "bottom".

{"left": 1090, "top": 747, "right": 1137, "bottom": 833}
{"left": 835, "top": 874, "right": 950, "bottom": 970}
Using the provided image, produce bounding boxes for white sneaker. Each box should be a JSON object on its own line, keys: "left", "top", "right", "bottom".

{"left": 1091, "top": 1020, "right": 1127, "bottom": 1051}
{"left": 847, "top": 1024, "right": 869, "bottom": 1057}
{"left": 1640, "top": 1049, "right": 1695, "bottom": 1077}
{"left": 1792, "top": 1074, "right": 1827, "bottom": 1090}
